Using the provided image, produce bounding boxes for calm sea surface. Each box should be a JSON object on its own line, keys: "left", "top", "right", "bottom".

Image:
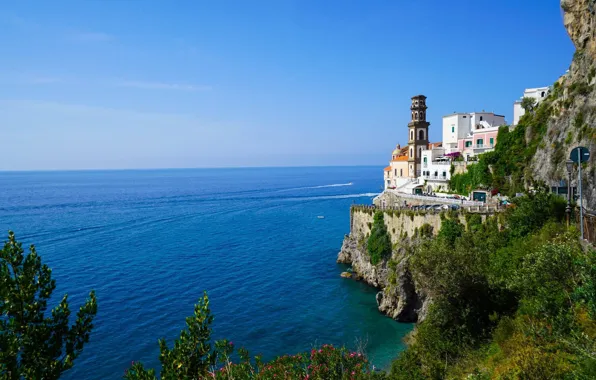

{"left": 0, "top": 167, "right": 412, "bottom": 379}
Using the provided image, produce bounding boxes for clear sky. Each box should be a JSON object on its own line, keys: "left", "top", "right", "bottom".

{"left": 0, "top": 0, "right": 574, "bottom": 170}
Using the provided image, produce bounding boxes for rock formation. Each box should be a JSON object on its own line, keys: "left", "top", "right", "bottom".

{"left": 530, "top": 0, "right": 596, "bottom": 209}
{"left": 338, "top": 234, "right": 429, "bottom": 323}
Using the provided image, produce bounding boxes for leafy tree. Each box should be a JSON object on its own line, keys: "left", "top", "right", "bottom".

{"left": 436, "top": 218, "right": 464, "bottom": 247}
{"left": 520, "top": 96, "right": 537, "bottom": 113}
{"left": 505, "top": 192, "right": 566, "bottom": 239}
{"left": 125, "top": 293, "right": 375, "bottom": 379}
{"left": 367, "top": 212, "right": 392, "bottom": 265}
{"left": 125, "top": 292, "right": 215, "bottom": 379}
{"left": 0, "top": 231, "right": 97, "bottom": 379}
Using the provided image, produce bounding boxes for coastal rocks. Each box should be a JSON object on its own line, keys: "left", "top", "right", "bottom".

{"left": 337, "top": 234, "right": 429, "bottom": 323}
{"left": 377, "top": 260, "right": 428, "bottom": 323}
{"left": 340, "top": 272, "right": 352, "bottom": 278}
{"left": 337, "top": 234, "right": 385, "bottom": 287}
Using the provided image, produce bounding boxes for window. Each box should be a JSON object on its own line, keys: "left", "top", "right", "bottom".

{"left": 410, "top": 148, "right": 413, "bottom": 157}
{"left": 541, "top": 91, "right": 545, "bottom": 97}
{"left": 394, "top": 169, "right": 397, "bottom": 176}
{"left": 442, "top": 171, "right": 446, "bottom": 177}
{"left": 419, "top": 147, "right": 422, "bottom": 157}
{"left": 419, "top": 130, "right": 424, "bottom": 140}
{"left": 423, "top": 157, "right": 427, "bottom": 163}
{"left": 410, "top": 130, "right": 414, "bottom": 140}
{"left": 451, "top": 126, "right": 455, "bottom": 133}
{"left": 476, "top": 138, "right": 483, "bottom": 146}
{"left": 400, "top": 169, "right": 403, "bottom": 176}
{"left": 463, "top": 116, "right": 467, "bottom": 118}
{"left": 479, "top": 116, "right": 483, "bottom": 121}
{"left": 490, "top": 137, "right": 494, "bottom": 146}
{"left": 415, "top": 111, "right": 418, "bottom": 120}
{"left": 465, "top": 141, "right": 472, "bottom": 147}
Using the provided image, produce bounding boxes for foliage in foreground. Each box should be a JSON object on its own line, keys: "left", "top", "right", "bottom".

{"left": 0, "top": 232, "right": 97, "bottom": 380}
{"left": 387, "top": 192, "right": 596, "bottom": 379}
{"left": 124, "top": 293, "right": 377, "bottom": 379}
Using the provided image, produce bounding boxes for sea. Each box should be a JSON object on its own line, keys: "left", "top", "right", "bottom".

{"left": 0, "top": 166, "right": 413, "bottom": 379}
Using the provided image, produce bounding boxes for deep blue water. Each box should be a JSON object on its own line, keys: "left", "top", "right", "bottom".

{"left": 0, "top": 167, "right": 412, "bottom": 379}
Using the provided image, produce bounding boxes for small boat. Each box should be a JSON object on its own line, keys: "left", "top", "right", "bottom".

{"left": 317, "top": 216, "right": 325, "bottom": 219}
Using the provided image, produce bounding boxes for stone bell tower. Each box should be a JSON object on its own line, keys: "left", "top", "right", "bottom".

{"left": 407, "top": 95, "right": 430, "bottom": 177}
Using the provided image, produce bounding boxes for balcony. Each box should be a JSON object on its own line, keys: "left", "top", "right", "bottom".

{"left": 473, "top": 144, "right": 495, "bottom": 151}
{"left": 423, "top": 161, "right": 450, "bottom": 168}
{"left": 421, "top": 173, "right": 448, "bottom": 181}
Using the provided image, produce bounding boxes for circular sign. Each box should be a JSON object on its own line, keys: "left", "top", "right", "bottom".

{"left": 570, "top": 146, "right": 590, "bottom": 163}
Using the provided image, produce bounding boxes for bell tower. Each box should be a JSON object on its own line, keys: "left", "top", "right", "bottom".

{"left": 407, "top": 95, "right": 430, "bottom": 177}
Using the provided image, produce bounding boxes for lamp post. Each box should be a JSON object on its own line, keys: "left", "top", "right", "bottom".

{"left": 569, "top": 146, "right": 590, "bottom": 240}
{"left": 565, "top": 159, "right": 573, "bottom": 228}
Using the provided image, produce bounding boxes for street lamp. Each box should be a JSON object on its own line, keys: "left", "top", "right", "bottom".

{"left": 565, "top": 159, "right": 573, "bottom": 227}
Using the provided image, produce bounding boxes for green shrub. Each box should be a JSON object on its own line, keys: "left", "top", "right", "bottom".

{"left": 367, "top": 212, "right": 392, "bottom": 265}
{"left": 125, "top": 294, "right": 374, "bottom": 379}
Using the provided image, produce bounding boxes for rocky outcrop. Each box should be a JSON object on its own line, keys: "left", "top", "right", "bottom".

{"left": 529, "top": 0, "right": 596, "bottom": 210}
{"left": 337, "top": 235, "right": 386, "bottom": 287}
{"left": 338, "top": 234, "right": 429, "bottom": 323}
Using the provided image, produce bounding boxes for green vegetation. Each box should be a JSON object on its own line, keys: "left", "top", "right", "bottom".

{"left": 0, "top": 232, "right": 97, "bottom": 379}
{"left": 124, "top": 294, "right": 376, "bottom": 379}
{"left": 449, "top": 95, "right": 556, "bottom": 196}
{"left": 386, "top": 192, "right": 596, "bottom": 378}
{"left": 367, "top": 211, "right": 392, "bottom": 265}
{"left": 520, "top": 97, "right": 536, "bottom": 113}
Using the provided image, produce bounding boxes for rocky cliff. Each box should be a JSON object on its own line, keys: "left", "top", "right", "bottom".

{"left": 530, "top": 0, "right": 596, "bottom": 209}
{"left": 337, "top": 208, "right": 464, "bottom": 323}
{"left": 337, "top": 233, "right": 429, "bottom": 323}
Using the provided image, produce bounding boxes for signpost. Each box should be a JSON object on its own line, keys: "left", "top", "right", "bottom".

{"left": 570, "top": 146, "right": 591, "bottom": 239}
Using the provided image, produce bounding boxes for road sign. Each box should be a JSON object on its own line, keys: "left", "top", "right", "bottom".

{"left": 570, "top": 146, "right": 590, "bottom": 163}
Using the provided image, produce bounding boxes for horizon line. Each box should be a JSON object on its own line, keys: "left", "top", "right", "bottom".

{"left": 0, "top": 163, "right": 385, "bottom": 173}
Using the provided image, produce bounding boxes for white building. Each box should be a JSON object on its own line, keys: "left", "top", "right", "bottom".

{"left": 420, "top": 147, "right": 452, "bottom": 192}
{"left": 442, "top": 112, "right": 506, "bottom": 155}
{"left": 512, "top": 87, "right": 550, "bottom": 125}
{"left": 442, "top": 113, "right": 471, "bottom": 152}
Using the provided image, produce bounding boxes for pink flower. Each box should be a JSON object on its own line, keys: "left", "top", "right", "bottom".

{"left": 352, "top": 371, "right": 356, "bottom": 375}
{"left": 229, "top": 341, "right": 233, "bottom": 345}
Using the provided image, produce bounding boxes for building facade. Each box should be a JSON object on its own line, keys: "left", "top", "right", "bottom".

{"left": 408, "top": 95, "right": 430, "bottom": 177}
{"left": 512, "top": 86, "right": 550, "bottom": 125}
{"left": 384, "top": 145, "right": 410, "bottom": 189}
{"left": 442, "top": 112, "right": 506, "bottom": 159}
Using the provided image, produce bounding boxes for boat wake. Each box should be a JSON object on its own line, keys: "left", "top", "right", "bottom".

{"left": 277, "top": 183, "right": 354, "bottom": 192}
{"left": 287, "top": 193, "right": 378, "bottom": 201}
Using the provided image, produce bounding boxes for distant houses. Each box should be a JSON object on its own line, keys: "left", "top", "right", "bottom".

{"left": 512, "top": 86, "right": 550, "bottom": 126}
{"left": 382, "top": 95, "right": 508, "bottom": 193}
{"left": 382, "top": 86, "right": 552, "bottom": 194}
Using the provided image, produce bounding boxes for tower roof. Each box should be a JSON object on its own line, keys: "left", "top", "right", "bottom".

{"left": 411, "top": 94, "right": 427, "bottom": 99}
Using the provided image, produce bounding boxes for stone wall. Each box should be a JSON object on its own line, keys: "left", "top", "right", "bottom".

{"left": 350, "top": 206, "right": 489, "bottom": 244}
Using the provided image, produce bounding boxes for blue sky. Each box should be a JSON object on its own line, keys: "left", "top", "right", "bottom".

{"left": 0, "top": 0, "right": 574, "bottom": 170}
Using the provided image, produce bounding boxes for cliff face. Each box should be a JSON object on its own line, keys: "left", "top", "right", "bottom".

{"left": 530, "top": 0, "right": 596, "bottom": 209}
{"left": 337, "top": 233, "right": 428, "bottom": 323}
{"left": 338, "top": 209, "right": 463, "bottom": 323}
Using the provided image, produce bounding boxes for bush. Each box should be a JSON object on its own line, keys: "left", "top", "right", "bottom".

{"left": 395, "top": 193, "right": 596, "bottom": 378}
{"left": 125, "top": 294, "right": 374, "bottom": 379}
{"left": 367, "top": 212, "right": 392, "bottom": 265}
